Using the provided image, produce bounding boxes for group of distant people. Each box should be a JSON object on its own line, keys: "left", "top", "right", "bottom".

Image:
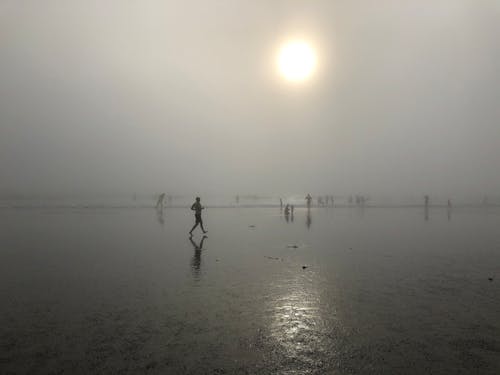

{"left": 307, "top": 194, "right": 369, "bottom": 207}
{"left": 349, "top": 195, "right": 367, "bottom": 205}
{"left": 316, "top": 196, "right": 334, "bottom": 207}
{"left": 305, "top": 194, "right": 367, "bottom": 207}
{"left": 282, "top": 194, "right": 336, "bottom": 209}
{"left": 157, "top": 193, "right": 495, "bottom": 236}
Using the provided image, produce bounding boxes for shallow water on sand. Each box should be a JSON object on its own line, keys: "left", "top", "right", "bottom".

{"left": 1, "top": 206, "right": 500, "bottom": 374}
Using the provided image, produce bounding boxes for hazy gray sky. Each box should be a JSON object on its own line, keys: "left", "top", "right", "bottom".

{"left": 1, "top": 0, "right": 499, "bottom": 196}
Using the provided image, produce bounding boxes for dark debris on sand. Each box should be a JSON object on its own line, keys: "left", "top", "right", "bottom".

{"left": 264, "top": 256, "right": 282, "bottom": 261}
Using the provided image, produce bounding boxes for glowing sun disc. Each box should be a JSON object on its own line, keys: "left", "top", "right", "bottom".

{"left": 277, "top": 41, "right": 317, "bottom": 82}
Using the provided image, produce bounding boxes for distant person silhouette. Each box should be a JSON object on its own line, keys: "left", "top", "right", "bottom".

{"left": 189, "top": 197, "right": 207, "bottom": 235}
{"left": 280, "top": 198, "right": 283, "bottom": 211}
{"left": 424, "top": 195, "right": 429, "bottom": 207}
{"left": 305, "top": 194, "right": 312, "bottom": 208}
{"left": 156, "top": 193, "right": 166, "bottom": 209}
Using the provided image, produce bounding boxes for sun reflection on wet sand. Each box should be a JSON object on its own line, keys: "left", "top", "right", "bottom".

{"left": 268, "top": 272, "right": 335, "bottom": 371}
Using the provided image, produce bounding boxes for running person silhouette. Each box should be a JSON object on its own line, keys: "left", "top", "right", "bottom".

{"left": 189, "top": 197, "right": 207, "bottom": 235}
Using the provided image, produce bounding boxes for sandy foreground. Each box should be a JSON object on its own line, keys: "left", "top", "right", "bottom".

{"left": 1, "top": 206, "right": 500, "bottom": 374}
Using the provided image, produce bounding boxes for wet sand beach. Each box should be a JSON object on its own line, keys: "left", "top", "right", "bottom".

{"left": 1, "top": 206, "right": 500, "bottom": 374}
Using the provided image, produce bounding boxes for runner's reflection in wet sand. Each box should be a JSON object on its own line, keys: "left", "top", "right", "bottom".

{"left": 189, "top": 235, "right": 208, "bottom": 280}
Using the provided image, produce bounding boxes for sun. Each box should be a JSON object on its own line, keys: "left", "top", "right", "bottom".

{"left": 277, "top": 40, "right": 317, "bottom": 82}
